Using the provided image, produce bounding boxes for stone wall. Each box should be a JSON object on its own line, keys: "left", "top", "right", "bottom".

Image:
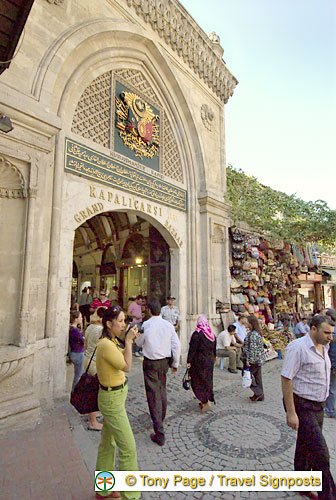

{"left": 0, "top": 0, "right": 236, "bottom": 429}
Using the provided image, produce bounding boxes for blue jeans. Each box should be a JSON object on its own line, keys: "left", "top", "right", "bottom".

{"left": 69, "top": 351, "right": 84, "bottom": 392}
{"left": 325, "top": 369, "right": 336, "bottom": 417}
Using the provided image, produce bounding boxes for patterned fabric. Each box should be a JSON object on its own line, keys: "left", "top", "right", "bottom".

{"left": 195, "top": 316, "right": 215, "bottom": 342}
{"left": 243, "top": 330, "right": 265, "bottom": 365}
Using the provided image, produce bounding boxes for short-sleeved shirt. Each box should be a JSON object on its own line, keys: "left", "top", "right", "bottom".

{"left": 160, "top": 305, "right": 181, "bottom": 326}
{"left": 217, "top": 330, "right": 236, "bottom": 350}
{"left": 127, "top": 301, "right": 142, "bottom": 323}
{"left": 90, "top": 298, "right": 111, "bottom": 310}
{"left": 96, "top": 337, "right": 126, "bottom": 387}
{"left": 294, "top": 321, "right": 310, "bottom": 337}
{"left": 233, "top": 321, "right": 247, "bottom": 342}
{"left": 281, "top": 334, "right": 331, "bottom": 402}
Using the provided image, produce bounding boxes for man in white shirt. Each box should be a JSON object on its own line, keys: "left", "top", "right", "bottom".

{"left": 216, "top": 325, "right": 244, "bottom": 373}
{"left": 135, "top": 299, "right": 181, "bottom": 446}
{"left": 281, "top": 314, "right": 336, "bottom": 500}
{"left": 233, "top": 315, "right": 248, "bottom": 344}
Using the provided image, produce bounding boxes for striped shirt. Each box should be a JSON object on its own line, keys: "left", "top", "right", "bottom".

{"left": 281, "top": 333, "right": 331, "bottom": 402}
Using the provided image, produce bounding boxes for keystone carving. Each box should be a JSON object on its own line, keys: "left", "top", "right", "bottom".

{"left": 124, "top": 0, "right": 238, "bottom": 103}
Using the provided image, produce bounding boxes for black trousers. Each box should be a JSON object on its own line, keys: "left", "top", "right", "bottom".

{"left": 293, "top": 394, "right": 336, "bottom": 500}
{"left": 79, "top": 304, "right": 90, "bottom": 324}
{"left": 249, "top": 363, "right": 263, "bottom": 397}
{"left": 143, "top": 357, "right": 170, "bottom": 443}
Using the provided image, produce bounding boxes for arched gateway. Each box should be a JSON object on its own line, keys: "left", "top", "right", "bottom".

{"left": 0, "top": 0, "right": 237, "bottom": 428}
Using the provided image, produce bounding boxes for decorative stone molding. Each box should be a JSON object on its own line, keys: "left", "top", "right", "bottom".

{"left": 201, "top": 104, "right": 214, "bottom": 131}
{"left": 0, "top": 155, "right": 27, "bottom": 198}
{"left": 208, "top": 31, "right": 220, "bottom": 44}
{"left": 28, "top": 187, "right": 38, "bottom": 199}
{"left": 0, "top": 358, "right": 26, "bottom": 382}
{"left": 212, "top": 225, "right": 225, "bottom": 243}
{"left": 123, "top": 0, "right": 238, "bottom": 103}
{"left": 46, "top": 0, "right": 64, "bottom": 5}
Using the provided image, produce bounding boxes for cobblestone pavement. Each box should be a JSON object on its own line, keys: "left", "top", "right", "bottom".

{"left": 70, "top": 358, "right": 336, "bottom": 499}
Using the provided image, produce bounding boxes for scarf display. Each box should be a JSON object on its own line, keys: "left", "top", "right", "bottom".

{"left": 195, "top": 315, "right": 215, "bottom": 342}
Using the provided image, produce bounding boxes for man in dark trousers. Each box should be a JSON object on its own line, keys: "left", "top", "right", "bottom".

{"left": 281, "top": 314, "right": 336, "bottom": 500}
{"left": 135, "top": 299, "right": 181, "bottom": 446}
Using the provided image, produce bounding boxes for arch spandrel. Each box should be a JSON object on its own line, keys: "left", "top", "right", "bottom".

{"left": 34, "top": 19, "right": 206, "bottom": 193}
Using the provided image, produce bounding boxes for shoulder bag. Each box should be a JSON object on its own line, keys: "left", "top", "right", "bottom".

{"left": 70, "top": 347, "right": 99, "bottom": 414}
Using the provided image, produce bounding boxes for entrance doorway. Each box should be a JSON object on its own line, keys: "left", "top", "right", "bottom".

{"left": 73, "top": 212, "right": 171, "bottom": 310}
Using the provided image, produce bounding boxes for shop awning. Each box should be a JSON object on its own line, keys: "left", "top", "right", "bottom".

{"left": 322, "top": 269, "right": 336, "bottom": 282}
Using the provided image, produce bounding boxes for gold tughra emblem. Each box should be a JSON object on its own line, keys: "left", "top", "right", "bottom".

{"left": 115, "top": 91, "right": 160, "bottom": 160}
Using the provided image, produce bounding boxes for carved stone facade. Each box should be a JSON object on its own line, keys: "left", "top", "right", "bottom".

{"left": 72, "top": 68, "right": 184, "bottom": 183}
{"left": 201, "top": 104, "right": 215, "bottom": 132}
{"left": 0, "top": 0, "right": 235, "bottom": 429}
{"left": 0, "top": 155, "right": 26, "bottom": 198}
{"left": 71, "top": 72, "right": 112, "bottom": 148}
{"left": 123, "top": 0, "right": 238, "bottom": 103}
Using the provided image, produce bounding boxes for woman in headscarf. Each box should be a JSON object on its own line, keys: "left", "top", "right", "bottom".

{"left": 186, "top": 316, "right": 217, "bottom": 412}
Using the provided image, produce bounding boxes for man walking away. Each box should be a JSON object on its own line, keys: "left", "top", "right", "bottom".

{"left": 135, "top": 299, "right": 181, "bottom": 446}
{"left": 281, "top": 314, "right": 336, "bottom": 500}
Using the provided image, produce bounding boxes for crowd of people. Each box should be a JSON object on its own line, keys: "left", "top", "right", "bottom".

{"left": 67, "top": 289, "right": 336, "bottom": 500}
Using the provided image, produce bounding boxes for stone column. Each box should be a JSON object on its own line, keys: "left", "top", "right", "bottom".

{"left": 18, "top": 187, "right": 37, "bottom": 346}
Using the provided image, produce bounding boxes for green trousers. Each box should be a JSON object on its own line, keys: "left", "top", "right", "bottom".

{"left": 96, "top": 385, "right": 140, "bottom": 499}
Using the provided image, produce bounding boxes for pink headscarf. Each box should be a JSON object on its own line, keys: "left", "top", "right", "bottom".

{"left": 195, "top": 315, "right": 215, "bottom": 342}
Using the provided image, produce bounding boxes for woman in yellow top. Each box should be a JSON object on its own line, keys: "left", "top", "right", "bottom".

{"left": 95, "top": 306, "right": 140, "bottom": 500}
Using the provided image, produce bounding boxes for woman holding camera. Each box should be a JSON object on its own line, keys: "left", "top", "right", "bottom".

{"left": 95, "top": 306, "right": 140, "bottom": 500}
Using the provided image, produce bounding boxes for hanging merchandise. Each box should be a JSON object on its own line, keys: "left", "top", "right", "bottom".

{"left": 251, "top": 247, "right": 259, "bottom": 259}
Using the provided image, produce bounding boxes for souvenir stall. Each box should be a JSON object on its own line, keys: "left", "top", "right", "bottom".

{"left": 229, "top": 228, "right": 303, "bottom": 359}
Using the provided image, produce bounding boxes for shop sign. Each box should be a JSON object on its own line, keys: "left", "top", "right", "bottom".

{"left": 320, "top": 255, "right": 336, "bottom": 268}
{"left": 299, "top": 273, "right": 322, "bottom": 282}
{"left": 65, "top": 138, "right": 187, "bottom": 211}
{"left": 306, "top": 272, "right": 322, "bottom": 282}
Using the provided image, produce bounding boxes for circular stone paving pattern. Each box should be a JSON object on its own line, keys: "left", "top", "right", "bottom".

{"left": 194, "top": 409, "right": 295, "bottom": 459}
